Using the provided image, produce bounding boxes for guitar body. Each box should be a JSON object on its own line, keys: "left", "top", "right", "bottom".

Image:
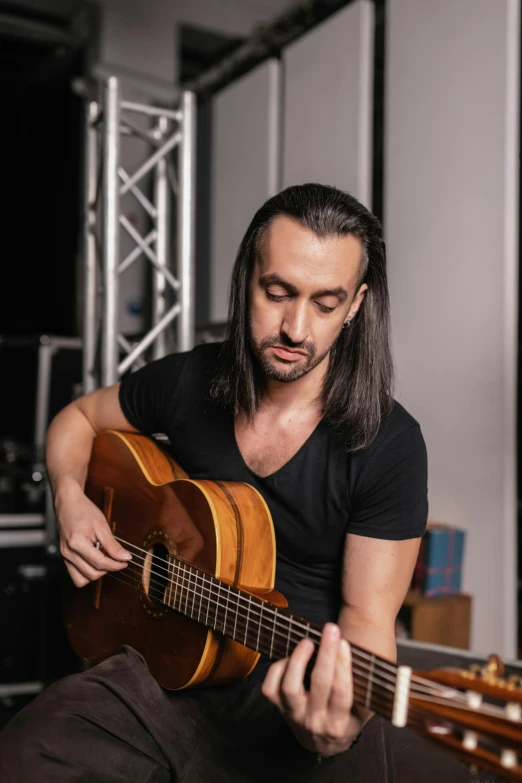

{"left": 63, "top": 430, "right": 286, "bottom": 690}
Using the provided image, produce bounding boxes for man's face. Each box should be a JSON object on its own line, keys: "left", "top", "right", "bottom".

{"left": 249, "top": 215, "right": 367, "bottom": 383}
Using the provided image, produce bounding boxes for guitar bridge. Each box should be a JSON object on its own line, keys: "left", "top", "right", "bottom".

{"left": 92, "top": 486, "right": 115, "bottom": 609}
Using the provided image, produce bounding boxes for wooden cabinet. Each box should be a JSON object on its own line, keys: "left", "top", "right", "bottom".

{"left": 398, "top": 591, "right": 472, "bottom": 650}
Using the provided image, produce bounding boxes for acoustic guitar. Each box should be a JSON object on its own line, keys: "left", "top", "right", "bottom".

{"left": 64, "top": 429, "right": 522, "bottom": 781}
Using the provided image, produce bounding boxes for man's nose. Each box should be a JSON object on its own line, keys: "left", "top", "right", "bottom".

{"left": 281, "top": 301, "right": 309, "bottom": 344}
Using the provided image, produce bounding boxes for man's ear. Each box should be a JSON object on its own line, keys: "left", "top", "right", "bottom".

{"left": 347, "top": 283, "right": 368, "bottom": 320}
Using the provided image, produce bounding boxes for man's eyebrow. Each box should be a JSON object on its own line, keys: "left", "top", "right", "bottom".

{"left": 259, "top": 273, "right": 298, "bottom": 295}
{"left": 259, "top": 273, "right": 348, "bottom": 301}
{"left": 312, "top": 286, "right": 348, "bottom": 301}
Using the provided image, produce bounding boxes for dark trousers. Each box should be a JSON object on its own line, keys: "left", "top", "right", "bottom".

{"left": 0, "top": 645, "right": 396, "bottom": 782}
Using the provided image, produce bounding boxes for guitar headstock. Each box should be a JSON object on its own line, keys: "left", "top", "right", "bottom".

{"left": 411, "top": 654, "right": 522, "bottom": 781}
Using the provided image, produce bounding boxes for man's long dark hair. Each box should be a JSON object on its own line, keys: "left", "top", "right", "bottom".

{"left": 210, "top": 183, "right": 394, "bottom": 452}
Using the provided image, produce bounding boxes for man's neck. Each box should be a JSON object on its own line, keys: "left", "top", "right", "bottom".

{"left": 260, "top": 356, "right": 329, "bottom": 416}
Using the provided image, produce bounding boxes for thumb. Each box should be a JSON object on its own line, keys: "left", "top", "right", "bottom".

{"left": 96, "top": 528, "right": 132, "bottom": 561}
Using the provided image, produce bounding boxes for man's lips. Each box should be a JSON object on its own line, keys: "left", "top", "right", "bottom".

{"left": 270, "top": 345, "right": 308, "bottom": 360}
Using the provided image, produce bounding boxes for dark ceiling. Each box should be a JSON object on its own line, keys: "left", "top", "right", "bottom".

{"left": 179, "top": 24, "right": 244, "bottom": 84}
{"left": 2, "top": 0, "right": 83, "bottom": 22}
{"left": 0, "top": 0, "right": 91, "bottom": 84}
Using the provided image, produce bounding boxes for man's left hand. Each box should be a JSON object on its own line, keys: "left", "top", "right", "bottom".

{"left": 261, "top": 622, "right": 362, "bottom": 756}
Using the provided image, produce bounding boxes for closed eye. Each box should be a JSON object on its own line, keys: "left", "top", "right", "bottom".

{"left": 266, "top": 291, "right": 289, "bottom": 302}
{"left": 315, "top": 302, "right": 336, "bottom": 313}
{"left": 267, "top": 292, "right": 337, "bottom": 312}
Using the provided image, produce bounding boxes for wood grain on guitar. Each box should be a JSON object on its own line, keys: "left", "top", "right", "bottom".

{"left": 63, "top": 430, "right": 522, "bottom": 782}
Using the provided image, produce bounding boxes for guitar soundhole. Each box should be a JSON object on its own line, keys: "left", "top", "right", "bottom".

{"left": 143, "top": 543, "right": 170, "bottom": 606}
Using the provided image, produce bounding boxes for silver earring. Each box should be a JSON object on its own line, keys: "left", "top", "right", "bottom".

{"left": 343, "top": 320, "right": 351, "bottom": 329}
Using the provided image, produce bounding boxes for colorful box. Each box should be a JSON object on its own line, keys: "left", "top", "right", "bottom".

{"left": 411, "top": 522, "right": 466, "bottom": 597}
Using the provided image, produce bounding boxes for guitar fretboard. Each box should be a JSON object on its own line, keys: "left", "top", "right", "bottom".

{"left": 161, "top": 554, "right": 396, "bottom": 718}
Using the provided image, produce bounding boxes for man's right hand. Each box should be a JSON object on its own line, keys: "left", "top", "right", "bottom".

{"left": 55, "top": 480, "right": 132, "bottom": 587}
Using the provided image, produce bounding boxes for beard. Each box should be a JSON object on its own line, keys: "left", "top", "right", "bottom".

{"left": 250, "top": 332, "right": 333, "bottom": 383}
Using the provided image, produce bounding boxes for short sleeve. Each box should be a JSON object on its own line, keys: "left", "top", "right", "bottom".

{"left": 118, "top": 350, "right": 189, "bottom": 435}
{"left": 346, "top": 424, "right": 428, "bottom": 540}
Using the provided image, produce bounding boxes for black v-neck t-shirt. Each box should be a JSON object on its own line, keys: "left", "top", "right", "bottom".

{"left": 118, "top": 342, "right": 428, "bottom": 681}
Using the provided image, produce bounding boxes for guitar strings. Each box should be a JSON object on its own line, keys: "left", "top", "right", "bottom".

{"left": 103, "top": 546, "right": 502, "bottom": 722}
{"left": 102, "top": 566, "right": 518, "bottom": 746}
{"left": 116, "top": 536, "right": 466, "bottom": 696}
{"left": 103, "top": 567, "right": 504, "bottom": 753}
{"left": 113, "top": 537, "right": 444, "bottom": 692}
{"left": 98, "top": 533, "right": 522, "bottom": 749}
{"left": 110, "top": 537, "right": 462, "bottom": 701}
{"left": 110, "top": 560, "right": 521, "bottom": 724}
{"left": 103, "top": 563, "right": 401, "bottom": 698}
{"left": 99, "top": 564, "right": 403, "bottom": 715}
{"left": 128, "top": 544, "right": 520, "bottom": 722}
{"left": 113, "top": 539, "right": 482, "bottom": 704}
{"left": 112, "top": 543, "right": 413, "bottom": 685}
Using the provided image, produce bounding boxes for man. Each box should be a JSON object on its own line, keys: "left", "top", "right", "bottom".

{"left": 0, "top": 183, "right": 427, "bottom": 781}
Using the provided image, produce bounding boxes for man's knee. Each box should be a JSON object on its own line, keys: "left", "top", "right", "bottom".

{"left": 0, "top": 675, "right": 169, "bottom": 783}
{"left": 0, "top": 675, "right": 99, "bottom": 777}
{"left": 0, "top": 695, "right": 57, "bottom": 780}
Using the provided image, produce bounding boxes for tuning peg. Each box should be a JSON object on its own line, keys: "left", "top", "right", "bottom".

{"left": 466, "top": 691, "right": 482, "bottom": 710}
{"left": 486, "top": 654, "right": 505, "bottom": 678}
{"left": 466, "top": 657, "right": 508, "bottom": 685}
{"left": 472, "top": 655, "right": 506, "bottom": 685}
{"left": 463, "top": 731, "right": 478, "bottom": 751}
{"left": 505, "top": 702, "right": 522, "bottom": 721}
{"left": 507, "top": 674, "right": 522, "bottom": 690}
{"left": 500, "top": 749, "right": 517, "bottom": 770}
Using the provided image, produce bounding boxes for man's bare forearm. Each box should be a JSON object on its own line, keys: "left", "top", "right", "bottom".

{"left": 338, "top": 605, "right": 397, "bottom": 727}
{"left": 45, "top": 402, "right": 97, "bottom": 499}
{"left": 339, "top": 605, "right": 397, "bottom": 662}
{"left": 44, "top": 387, "right": 135, "bottom": 584}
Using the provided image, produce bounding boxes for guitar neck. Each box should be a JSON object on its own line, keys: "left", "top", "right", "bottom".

{"left": 162, "top": 554, "right": 397, "bottom": 720}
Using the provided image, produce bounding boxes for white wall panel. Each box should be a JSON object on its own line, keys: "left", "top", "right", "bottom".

{"left": 210, "top": 59, "right": 281, "bottom": 323}
{"left": 385, "top": 0, "right": 519, "bottom": 656}
{"left": 282, "top": 0, "right": 374, "bottom": 208}
{"left": 99, "top": 0, "right": 294, "bottom": 89}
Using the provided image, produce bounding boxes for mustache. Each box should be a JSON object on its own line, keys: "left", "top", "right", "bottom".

{"left": 258, "top": 334, "right": 316, "bottom": 357}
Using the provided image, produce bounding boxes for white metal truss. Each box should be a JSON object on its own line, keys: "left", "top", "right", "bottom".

{"left": 82, "top": 76, "right": 197, "bottom": 391}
